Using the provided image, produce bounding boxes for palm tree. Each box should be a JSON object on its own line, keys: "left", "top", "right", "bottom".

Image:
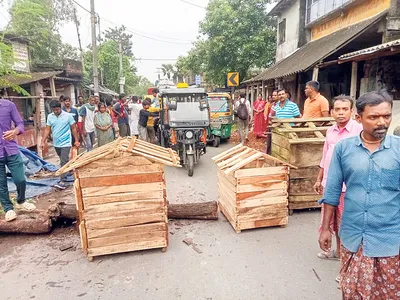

{"left": 161, "top": 64, "right": 174, "bottom": 80}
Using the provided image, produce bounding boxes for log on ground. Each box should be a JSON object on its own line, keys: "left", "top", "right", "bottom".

{"left": 0, "top": 211, "right": 52, "bottom": 234}
{"left": 46, "top": 201, "right": 219, "bottom": 221}
{"left": 168, "top": 201, "right": 218, "bottom": 220}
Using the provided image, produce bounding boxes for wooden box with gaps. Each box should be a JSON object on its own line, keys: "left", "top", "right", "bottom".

{"left": 56, "top": 137, "right": 181, "bottom": 261}
{"left": 271, "top": 117, "right": 334, "bottom": 214}
{"left": 212, "top": 144, "right": 296, "bottom": 233}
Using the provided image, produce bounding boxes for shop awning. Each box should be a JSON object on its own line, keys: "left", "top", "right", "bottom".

{"left": 245, "top": 13, "right": 385, "bottom": 83}
{"left": 0, "top": 71, "right": 62, "bottom": 88}
{"left": 338, "top": 39, "right": 400, "bottom": 63}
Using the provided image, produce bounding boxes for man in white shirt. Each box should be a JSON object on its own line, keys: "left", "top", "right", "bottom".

{"left": 128, "top": 96, "right": 142, "bottom": 136}
{"left": 234, "top": 93, "right": 252, "bottom": 143}
{"left": 79, "top": 95, "right": 97, "bottom": 151}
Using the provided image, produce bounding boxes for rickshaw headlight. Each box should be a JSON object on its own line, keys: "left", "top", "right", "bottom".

{"left": 185, "top": 131, "right": 194, "bottom": 139}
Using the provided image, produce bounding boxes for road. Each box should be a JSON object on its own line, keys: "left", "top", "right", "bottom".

{"left": 0, "top": 142, "right": 341, "bottom": 300}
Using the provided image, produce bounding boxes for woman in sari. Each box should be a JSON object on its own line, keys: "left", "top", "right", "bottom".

{"left": 94, "top": 102, "right": 114, "bottom": 147}
{"left": 264, "top": 91, "right": 278, "bottom": 154}
{"left": 253, "top": 93, "right": 267, "bottom": 137}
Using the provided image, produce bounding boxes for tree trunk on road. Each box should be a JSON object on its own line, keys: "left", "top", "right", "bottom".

{"left": 168, "top": 201, "right": 218, "bottom": 220}
{"left": 0, "top": 212, "right": 51, "bottom": 234}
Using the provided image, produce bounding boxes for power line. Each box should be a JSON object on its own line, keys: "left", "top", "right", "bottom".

{"left": 179, "top": 0, "right": 206, "bottom": 9}
{"left": 72, "top": 0, "right": 193, "bottom": 44}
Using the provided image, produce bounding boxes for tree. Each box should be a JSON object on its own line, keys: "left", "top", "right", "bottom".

{"left": 104, "top": 25, "right": 133, "bottom": 57}
{"left": 131, "top": 76, "right": 153, "bottom": 96}
{"left": 161, "top": 63, "right": 175, "bottom": 80}
{"left": 7, "top": 0, "right": 76, "bottom": 69}
{"left": 179, "top": 0, "right": 276, "bottom": 85}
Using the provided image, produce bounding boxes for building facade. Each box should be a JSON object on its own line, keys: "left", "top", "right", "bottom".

{"left": 245, "top": 0, "right": 400, "bottom": 115}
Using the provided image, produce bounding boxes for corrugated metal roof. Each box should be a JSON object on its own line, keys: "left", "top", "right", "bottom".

{"left": 339, "top": 39, "right": 400, "bottom": 61}
{"left": 0, "top": 71, "right": 62, "bottom": 88}
{"left": 246, "top": 13, "right": 384, "bottom": 83}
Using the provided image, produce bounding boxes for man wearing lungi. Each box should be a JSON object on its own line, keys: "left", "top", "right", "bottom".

{"left": 319, "top": 91, "right": 399, "bottom": 299}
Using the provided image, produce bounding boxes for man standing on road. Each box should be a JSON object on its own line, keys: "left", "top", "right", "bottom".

{"left": 234, "top": 92, "right": 252, "bottom": 143}
{"left": 0, "top": 95, "right": 36, "bottom": 222}
{"left": 303, "top": 81, "right": 330, "bottom": 118}
{"left": 274, "top": 89, "right": 301, "bottom": 119}
{"left": 319, "top": 91, "right": 399, "bottom": 299}
{"left": 42, "top": 101, "right": 80, "bottom": 190}
{"left": 313, "top": 95, "right": 362, "bottom": 277}
{"left": 80, "top": 95, "right": 97, "bottom": 151}
{"left": 113, "top": 93, "right": 130, "bottom": 137}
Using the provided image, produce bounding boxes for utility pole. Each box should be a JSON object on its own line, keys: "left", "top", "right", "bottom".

{"left": 119, "top": 40, "right": 124, "bottom": 93}
{"left": 90, "top": 0, "right": 99, "bottom": 94}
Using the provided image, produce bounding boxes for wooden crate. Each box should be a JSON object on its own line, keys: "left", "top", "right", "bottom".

{"left": 271, "top": 117, "right": 334, "bottom": 212}
{"left": 212, "top": 144, "right": 295, "bottom": 233}
{"left": 56, "top": 137, "right": 180, "bottom": 261}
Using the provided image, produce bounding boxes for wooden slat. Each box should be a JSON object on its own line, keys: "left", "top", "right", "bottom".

{"left": 276, "top": 127, "right": 328, "bottom": 133}
{"left": 79, "top": 220, "right": 88, "bottom": 253}
{"left": 128, "top": 148, "right": 179, "bottom": 167}
{"left": 289, "top": 201, "right": 320, "bottom": 210}
{"left": 84, "top": 190, "right": 165, "bottom": 206}
{"left": 239, "top": 196, "right": 288, "bottom": 209}
{"left": 74, "top": 178, "right": 84, "bottom": 212}
{"left": 237, "top": 181, "right": 288, "bottom": 193}
{"left": 127, "top": 136, "right": 137, "bottom": 151}
{"left": 283, "top": 123, "right": 298, "bottom": 139}
{"left": 82, "top": 182, "right": 164, "bottom": 197}
{"left": 307, "top": 121, "right": 325, "bottom": 139}
{"left": 235, "top": 166, "right": 289, "bottom": 178}
{"left": 238, "top": 216, "right": 288, "bottom": 230}
{"left": 84, "top": 206, "right": 165, "bottom": 220}
{"left": 272, "top": 117, "right": 334, "bottom": 123}
{"left": 86, "top": 212, "right": 166, "bottom": 229}
{"left": 289, "top": 194, "right": 321, "bottom": 202}
{"left": 218, "top": 200, "right": 238, "bottom": 231}
{"left": 211, "top": 143, "right": 245, "bottom": 162}
{"left": 84, "top": 199, "right": 164, "bottom": 214}
{"left": 288, "top": 138, "right": 325, "bottom": 144}
{"left": 218, "top": 172, "right": 236, "bottom": 193}
{"left": 237, "top": 189, "right": 288, "bottom": 201}
{"left": 78, "top": 163, "right": 162, "bottom": 179}
{"left": 237, "top": 173, "right": 288, "bottom": 185}
{"left": 88, "top": 230, "right": 166, "bottom": 248}
{"left": 80, "top": 173, "right": 163, "bottom": 188}
{"left": 238, "top": 202, "right": 287, "bottom": 216}
{"left": 217, "top": 169, "right": 236, "bottom": 186}
{"left": 88, "top": 236, "right": 167, "bottom": 256}
{"left": 168, "top": 148, "right": 178, "bottom": 165}
{"left": 218, "top": 180, "right": 237, "bottom": 202}
{"left": 237, "top": 206, "right": 287, "bottom": 222}
{"left": 217, "top": 148, "right": 253, "bottom": 169}
{"left": 224, "top": 152, "right": 263, "bottom": 175}
{"left": 219, "top": 150, "right": 257, "bottom": 171}
{"left": 87, "top": 223, "right": 167, "bottom": 239}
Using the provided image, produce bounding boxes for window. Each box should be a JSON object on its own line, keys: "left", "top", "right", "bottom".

{"left": 306, "top": 0, "right": 352, "bottom": 25}
{"left": 278, "top": 19, "right": 286, "bottom": 45}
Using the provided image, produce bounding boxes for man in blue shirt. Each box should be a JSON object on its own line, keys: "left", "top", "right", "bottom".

{"left": 274, "top": 89, "right": 301, "bottom": 119}
{"left": 319, "top": 91, "right": 399, "bottom": 299}
{"left": 41, "top": 101, "right": 80, "bottom": 190}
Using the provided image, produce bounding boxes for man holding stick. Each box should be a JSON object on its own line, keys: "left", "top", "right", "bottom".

{"left": 318, "top": 91, "right": 399, "bottom": 299}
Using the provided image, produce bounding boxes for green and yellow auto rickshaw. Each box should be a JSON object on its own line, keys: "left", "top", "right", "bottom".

{"left": 206, "top": 93, "right": 233, "bottom": 147}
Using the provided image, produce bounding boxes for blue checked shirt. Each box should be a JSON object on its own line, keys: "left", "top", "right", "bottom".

{"left": 320, "top": 134, "right": 400, "bottom": 257}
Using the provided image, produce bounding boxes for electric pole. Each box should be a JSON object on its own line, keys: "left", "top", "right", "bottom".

{"left": 90, "top": 0, "right": 99, "bottom": 94}
{"left": 119, "top": 40, "right": 124, "bottom": 93}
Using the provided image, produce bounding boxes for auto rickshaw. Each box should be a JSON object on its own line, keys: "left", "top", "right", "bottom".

{"left": 158, "top": 84, "right": 210, "bottom": 177}
{"left": 206, "top": 93, "right": 233, "bottom": 147}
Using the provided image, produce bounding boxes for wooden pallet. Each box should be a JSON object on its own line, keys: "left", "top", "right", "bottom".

{"left": 212, "top": 144, "right": 294, "bottom": 233}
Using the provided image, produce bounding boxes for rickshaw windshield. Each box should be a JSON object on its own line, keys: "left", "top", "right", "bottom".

{"left": 207, "top": 97, "right": 230, "bottom": 113}
{"left": 163, "top": 94, "right": 209, "bottom": 124}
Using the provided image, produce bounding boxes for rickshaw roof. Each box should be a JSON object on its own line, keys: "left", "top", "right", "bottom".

{"left": 207, "top": 93, "right": 231, "bottom": 99}
{"left": 160, "top": 87, "right": 206, "bottom": 95}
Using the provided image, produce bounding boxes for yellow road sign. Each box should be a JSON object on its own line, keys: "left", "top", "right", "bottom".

{"left": 227, "top": 72, "right": 239, "bottom": 87}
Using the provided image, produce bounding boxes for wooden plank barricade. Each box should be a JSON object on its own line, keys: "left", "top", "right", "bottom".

{"left": 271, "top": 117, "right": 334, "bottom": 214}
{"left": 212, "top": 144, "right": 296, "bottom": 233}
{"left": 56, "top": 137, "right": 180, "bottom": 261}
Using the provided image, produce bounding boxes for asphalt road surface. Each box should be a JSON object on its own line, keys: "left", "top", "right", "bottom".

{"left": 0, "top": 141, "right": 341, "bottom": 300}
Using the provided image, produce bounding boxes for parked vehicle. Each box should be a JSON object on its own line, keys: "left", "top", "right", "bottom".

{"left": 158, "top": 85, "right": 210, "bottom": 176}
{"left": 206, "top": 93, "right": 233, "bottom": 147}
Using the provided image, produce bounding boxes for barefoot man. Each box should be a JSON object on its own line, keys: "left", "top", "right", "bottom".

{"left": 319, "top": 91, "right": 400, "bottom": 299}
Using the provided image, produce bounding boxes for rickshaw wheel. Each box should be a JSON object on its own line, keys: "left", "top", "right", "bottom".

{"left": 213, "top": 136, "right": 221, "bottom": 147}
{"left": 188, "top": 155, "right": 194, "bottom": 177}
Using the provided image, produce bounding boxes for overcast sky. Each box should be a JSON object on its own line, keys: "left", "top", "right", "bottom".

{"left": 0, "top": 0, "right": 210, "bottom": 83}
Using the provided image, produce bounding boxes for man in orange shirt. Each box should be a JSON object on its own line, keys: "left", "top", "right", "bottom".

{"left": 303, "top": 81, "right": 330, "bottom": 118}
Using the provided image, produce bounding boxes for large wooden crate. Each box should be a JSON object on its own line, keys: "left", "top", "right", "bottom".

{"left": 212, "top": 144, "right": 295, "bottom": 233}
{"left": 271, "top": 117, "right": 334, "bottom": 213}
{"left": 56, "top": 137, "right": 180, "bottom": 261}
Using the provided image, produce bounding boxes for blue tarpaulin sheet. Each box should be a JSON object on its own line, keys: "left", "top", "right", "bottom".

{"left": 6, "top": 147, "right": 73, "bottom": 198}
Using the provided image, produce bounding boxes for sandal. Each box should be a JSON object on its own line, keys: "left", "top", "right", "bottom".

{"left": 317, "top": 249, "right": 339, "bottom": 260}
{"left": 5, "top": 210, "right": 17, "bottom": 222}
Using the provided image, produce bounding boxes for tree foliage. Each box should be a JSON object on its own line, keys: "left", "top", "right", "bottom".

{"left": 131, "top": 76, "right": 153, "bottom": 97}
{"left": 178, "top": 0, "right": 276, "bottom": 85}
{"left": 7, "top": 0, "right": 78, "bottom": 69}
{"left": 104, "top": 25, "right": 134, "bottom": 57}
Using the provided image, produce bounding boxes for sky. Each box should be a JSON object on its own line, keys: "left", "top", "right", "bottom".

{"left": 0, "top": 0, "right": 210, "bottom": 84}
